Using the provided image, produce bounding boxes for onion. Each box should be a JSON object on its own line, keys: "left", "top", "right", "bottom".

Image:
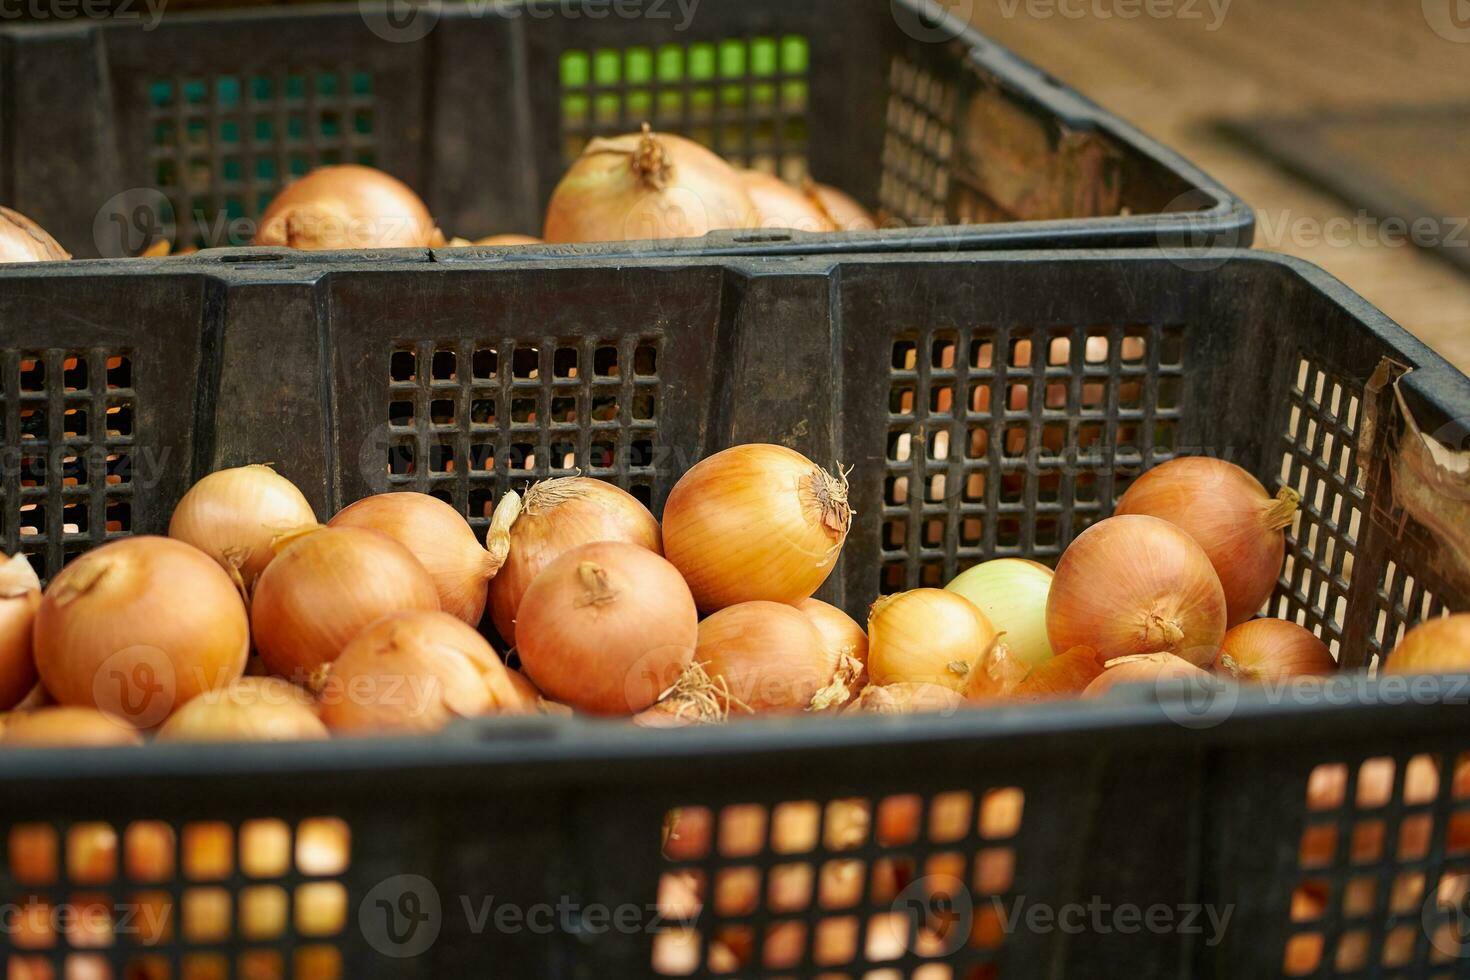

{"left": 156, "top": 676, "right": 326, "bottom": 743}
{"left": 517, "top": 541, "right": 697, "bottom": 715}
{"left": 34, "top": 536, "right": 249, "bottom": 726}
{"left": 804, "top": 181, "right": 878, "bottom": 231}
{"left": 168, "top": 464, "right": 317, "bottom": 593}
{"left": 319, "top": 610, "right": 516, "bottom": 733}
{"left": 795, "top": 598, "right": 868, "bottom": 707}
{"left": 1216, "top": 619, "right": 1335, "bottom": 682}
{"left": 663, "top": 444, "right": 852, "bottom": 613}
{"left": 0, "top": 552, "right": 41, "bottom": 710}
{"left": 945, "top": 558, "right": 1055, "bottom": 666}
{"left": 1116, "top": 457, "right": 1298, "bottom": 627}
{"left": 1013, "top": 645, "right": 1106, "bottom": 700}
{"left": 868, "top": 589, "right": 997, "bottom": 691}
{"left": 251, "top": 526, "right": 439, "bottom": 681}
{"left": 852, "top": 682, "right": 965, "bottom": 715}
{"left": 0, "top": 206, "right": 70, "bottom": 263}
{"left": 1048, "top": 515, "right": 1227, "bottom": 667}
{"left": 694, "top": 601, "right": 831, "bottom": 713}
{"left": 1081, "top": 653, "right": 1210, "bottom": 699}
{"left": 544, "top": 124, "right": 756, "bottom": 243}
{"left": 1384, "top": 614, "right": 1470, "bottom": 675}
{"left": 254, "top": 164, "right": 441, "bottom": 250}
{"left": 475, "top": 234, "right": 541, "bottom": 246}
{"left": 329, "top": 491, "right": 514, "bottom": 625}
{"left": 0, "top": 707, "right": 142, "bottom": 747}
{"left": 740, "top": 170, "right": 835, "bottom": 232}
{"left": 488, "top": 477, "right": 661, "bottom": 647}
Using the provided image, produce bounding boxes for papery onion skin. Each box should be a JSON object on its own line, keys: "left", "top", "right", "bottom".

{"left": 0, "top": 206, "right": 70, "bottom": 263}
{"left": 544, "top": 125, "right": 756, "bottom": 243}
{"left": 488, "top": 477, "right": 661, "bottom": 647}
{"left": 168, "top": 464, "right": 317, "bottom": 592}
{"left": 251, "top": 526, "right": 440, "bottom": 679}
{"left": 962, "top": 637, "right": 1029, "bottom": 702}
{"left": 476, "top": 234, "right": 541, "bottom": 246}
{"left": 1116, "top": 457, "right": 1298, "bottom": 627}
{"left": 852, "top": 682, "right": 965, "bottom": 715}
{"left": 1081, "top": 653, "right": 1211, "bottom": 699}
{"left": 329, "top": 492, "right": 503, "bottom": 625}
{"left": 804, "top": 182, "right": 878, "bottom": 231}
{"left": 1216, "top": 619, "right": 1335, "bottom": 682}
{"left": 741, "top": 170, "right": 835, "bottom": 232}
{"left": 518, "top": 541, "right": 697, "bottom": 715}
{"left": 1048, "top": 514, "right": 1227, "bottom": 667}
{"left": 696, "top": 601, "right": 831, "bottom": 713}
{"left": 0, "top": 553, "right": 41, "bottom": 709}
{"left": 795, "top": 598, "right": 868, "bottom": 701}
{"left": 157, "top": 677, "right": 327, "bottom": 743}
{"left": 34, "top": 536, "right": 250, "bottom": 725}
{"left": 1, "top": 707, "right": 142, "bottom": 747}
{"left": 664, "top": 444, "right": 852, "bottom": 613}
{"left": 946, "top": 558, "right": 1055, "bottom": 667}
{"left": 254, "top": 164, "right": 441, "bottom": 250}
{"left": 1012, "top": 645, "right": 1106, "bottom": 701}
{"left": 1384, "top": 614, "right": 1470, "bottom": 676}
{"left": 868, "top": 589, "right": 997, "bottom": 691}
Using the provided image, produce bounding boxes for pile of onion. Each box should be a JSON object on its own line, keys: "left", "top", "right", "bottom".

{"left": 868, "top": 589, "right": 997, "bottom": 691}
{"left": 0, "top": 552, "right": 41, "bottom": 710}
{"left": 1215, "top": 618, "right": 1335, "bottom": 682}
{"left": 693, "top": 601, "right": 832, "bottom": 714}
{"left": 168, "top": 464, "right": 317, "bottom": 594}
{"left": 254, "top": 164, "right": 443, "bottom": 250}
{"left": 157, "top": 677, "right": 327, "bottom": 743}
{"left": 0, "top": 206, "right": 69, "bottom": 263}
{"left": 945, "top": 558, "right": 1055, "bottom": 666}
{"left": 1048, "top": 515, "right": 1226, "bottom": 667}
{"left": 804, "top": 181, "right": 878, "bottom": 231}
{"left": 544, "top": 124, "right": 756, "bottom": 243}
{"left": 1116, "top": 457, "right": 1298, "bottom": 626}
{"left": 740, "top": 170, "right": 835, "bottom": 232}
{"left": 663, "top": 444, "right": 852, "bottom": 612}
{"left": 1384, "top": 614, "right": 1470, "bottom": 676}
{"left": 488, "top": 477, "right": 661, "bottom": 646}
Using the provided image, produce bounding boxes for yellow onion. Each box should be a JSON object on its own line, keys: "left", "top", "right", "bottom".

{"left": 517, "top": 541, "right": 697, "bottom": 715}
{"left": 34, "top": 536, "right": 249, "bottom": 726}
{"left": 1384, "top": 614, "right": 1470, "bottom": 676}
{"left": 868, "top": 589, "right": 997, "bottom": 691}
{"left": 945, "top": 558, "right": 1055, "bottom": 666}
{"left": 1048, "top": 515, "right": 1227, "bottom": 667}
{"left": 1082, "top": 653, "right": 1210, "bottom": 699}
{"left": 488, "top": 477, "right": 661, "bottom": 647}
{"left": 476, "top": 234, "right": 541, "bottom": 246}
{"left": 319, "top": 610, "right": 519, "bottom": 733}
{"left": 740, "top": 170, "right": 835, "bottom": 232}
{"left": 0, "top": 552, "right": 41, "bottom": 709}
{"left": 0, "top": 206, "right": 70, "bottom": 263}
{"left": 329, "top": 491, "right": 513, "bottom": 625}
{"left": 694, "top": 601, "right": 831, "bottom": 713}
{"left": 251, "top": 526, "right": 439, "bottom": 680}
{"left": 544, "top": 124, "right": 756, "bottom": 243}
{"left": 254, "top": 164, "right": 441, "bottom": 250}
{"left": 804, "top": 181, "right": 877, "bottom": 231}
{"left": 663, "top": 444, "right": 852, "bottom": 612}
{"left": 156, "top": 677, "right": 327, "bottom": 743}
{"left": 795, "top": 597, "right": 868, "bottom": 706}
{"left": 1, "top": 707, "right": 142, "bottom": 747}
{"left": 1216, "top": 618, "right": 1335, "bottom": 682}
{"left": 1116, "top": 457, "right": 1298, "bottom": 626}
{"left": 852, "top": 682, "right": 965, "bottom": 715}
{"left": 168, "top": 464, "right": 317, "bottom": 593}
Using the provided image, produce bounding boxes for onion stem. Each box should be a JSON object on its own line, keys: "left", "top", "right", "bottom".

{"left": 1264, "top": 487, "right": 1303, "bottom": 531}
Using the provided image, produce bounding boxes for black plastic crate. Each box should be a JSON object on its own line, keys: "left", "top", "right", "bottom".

{"left": 0, "top": 0, "right": 1252, "bottom": 259}
{"left": 0, "top": 248, "right": 1467, "bottom": 979}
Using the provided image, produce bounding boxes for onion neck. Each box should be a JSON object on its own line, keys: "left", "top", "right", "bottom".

{"left": 807, "top": 463, "right": 854, "bottom": 541}
{"left": 809, "top": 650, "right": 864, "bottom": 711}
{"left": 521, "top": 477, "right": 584, "bottom": 517}
{"left": 657, "top": 661, "right": 745, "bottom": 722}
{"left": 630, "top": 122, "right": 672, "bottom": 191}
{"left": 0, "top": 553, "right": 40, "bottom": 599}
{"left": 574, "top": 562, "right": 618, "bottom": 609}
{"left": 484, "top": 490, "right": 523, "bottom": 578}
{"left": 1142, "top": 613, "right": 1186, "bottom": 651}
{"left": 1218, "top": 653, "right": 1256, "bottom": 681}
{"left": 270, "top": 523, "right": 324, "bottom": 554}
{"left": 1262, "top": 487, "right": 1302, "bottom": 532}
{"left": 51, "top": 557, "right": 114, "bottom": 607}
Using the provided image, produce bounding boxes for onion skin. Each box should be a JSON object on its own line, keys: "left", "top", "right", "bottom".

{"left": 34, "top": 536, "right": 250, "bottom": 725}
{"left": 251, "top": 526, "right": 440, "bottom": 680}
{"left": 1012, "top": 645, "right": 1106, "bottom": 701}
{"left": 852, "top": 681, "right": 965, "bottom": 715}
{"left": 329, "top": 492, "right": 505, "bottom": 625}
{"left": 696, "top": 601, "right": 831, "bottom": 713}
{"left": 168, "top": 464, "right": 317, "bottom": 592}
{"left": 544, "top": 124, "right": 756, "bottom": 243}
{"left": 518, "top": 541, "right": 697, "bottom": 715}
{"left": 963, "top": 638, "right": 1029, "bottom": 702}
{"left": 946, "top": 558, "right": 1055, "bottom": 667}
{"left": 1116, "top": 457, "right": 1298, "bottom": 627}
{"left": 1384, "top": 614, "right": 1470, "bottom": 676}
{"left": 795, "top": 597, "right": 868, "bottom": 703}
{"left": 1082, "top": 653, "right": 1210, "bottom": 699}
{"left": 804, "top": 182, "right": 877, "bottom": 231}
{"left": 157, "top": 677, "right": 327, "bottom": 743}
{"left": 254, "top": 164, "right": 441, "bottom": 250}
{"left": 1048, "top": 514, "right": 1227, "bottom": 667}
{"left": 488, "top": 477, "right": 661, "bottom": 647}
{"left": 0, "top": 553, "right": 41, "bottom": 710}
{"left": 475, "top": 234, "right": 541, "bottom": 246}
{"left": 664, "top": 444, "right": 852, "bottom": 613}
{"left": 0, "top": 206, "right": 70, "bottom": 263}
{"left": 741, "top": 170, "right": 835, "bottom": 232}
{"left": 868, "top": 589, "right": 997, "bottom": 691}
{"left": 1, "top": 707, "right": 142, "bottom": 747}
{"left": 1216, "top": 619, "right": 1335, "bottom": 682}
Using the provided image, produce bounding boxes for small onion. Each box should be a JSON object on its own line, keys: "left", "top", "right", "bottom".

{"left": 1082, "top": 653, "right": 1211, "bottom": 699}
{"left": 1, "top": 707, "right": 142, "bottom": 747}
{"left": 488, "top": 477, "right": 661, "bottom": 647}
{"left": 251, "top": 526, "right": 440, "bottom": 680}
{"left": 544, "top": 124, "right": 756, "bottom": 243}
{"left": 1216, "top": 619, "right": 1336, "bottom": 682}
{"left": 329, "top": 491, "right": 513, "bottom": 625}
{"left": 1116, "top": 457, "right": 1298, "bottom": 627}
{"left": 254, "top": 164, "right": 441, "bottom": 250}
{"left": 157, "top": 677, "right": 327, "bottom": 743}
{"left": 795, "top": 598, "right": 868, "bottom": 706}
{"left": 1384, "top": 614, "right": 1470, "bottom": 676}
{"left": 740, "top": 170, "right": 835, "bottom": 232}
{"left": 695, "top": 601, "right": 831, "bottom": 713}
{"left": 0, "top": 552, "right": 41, "bottom": 710}
{"left": 1048, "top": 515, "right": 1227, "bottom": 667}
{"left": 868, "top": 589, "right": 997, "bottom": 691}
{"left": 34, "top": 536, "right": 250, "bottom": 726}
{"left": 945, "top": 558, "right": 1055, "bottom": 666}
{"left": 664, "top": 444, "right": 852, "bottom": 613}
{"left": 0, "top": 206, "right": 70, "bottom": 263}
{"left": 852, "top": 682, "right": 965, "bottom": 715}
{"left": 804, "top": 181, "right": 878, "bottom": 231}
{"left": 168, "top": 464, "right": 317, "bottom": 593}
{"left": 517, "top": 541, "right": 697, "bottom": 715}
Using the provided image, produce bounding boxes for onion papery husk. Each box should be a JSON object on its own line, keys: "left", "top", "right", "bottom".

{"left": 0, "top": 206, "right": 70, "bottom": 263}
{"left": 1012, "top": 645, "right": 1107, "bottom": 701}
{"left": 852, "top": 682, "right": 966, "bottom": 715}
